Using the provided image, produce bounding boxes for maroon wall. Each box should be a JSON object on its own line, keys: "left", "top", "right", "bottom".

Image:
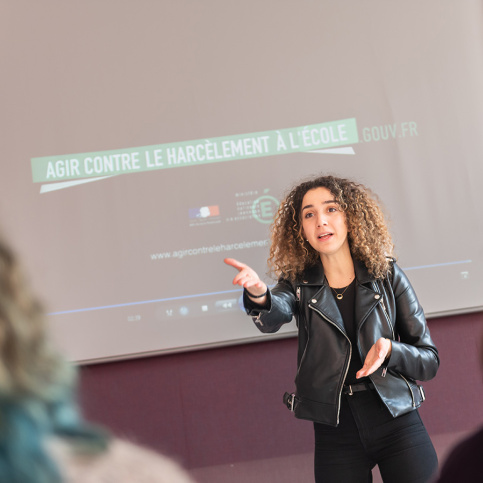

{"left": 79, "top": 311, "right": 483, "bottom": 469}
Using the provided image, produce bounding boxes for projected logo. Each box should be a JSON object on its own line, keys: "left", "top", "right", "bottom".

{"left": 189, "top": 205, "right": 221, "bottom": 227}
{"left": 189, "top": 205, "right": 220, "bottom": 218}
{"left": 251, "top": 195, "right": 279, "bottom": 224}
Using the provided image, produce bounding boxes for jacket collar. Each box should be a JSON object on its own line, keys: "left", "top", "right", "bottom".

{"left": 301, "top": 258, "right": 380, "bottom": 334}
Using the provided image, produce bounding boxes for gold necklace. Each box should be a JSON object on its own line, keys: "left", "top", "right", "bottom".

{"left": 331, "top": 285, "right": 350, "bottom": 300}
{"left": 328, "top": 277, "right": 354, "bottom": 300}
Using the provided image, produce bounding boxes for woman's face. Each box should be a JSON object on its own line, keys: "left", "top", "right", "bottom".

{"left": 300, "top": 187, "right": 350, "bottom": 259}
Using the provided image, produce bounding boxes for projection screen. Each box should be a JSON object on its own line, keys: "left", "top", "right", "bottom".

{"left": 1, "top": 1, "right": 482, "bottom": 363}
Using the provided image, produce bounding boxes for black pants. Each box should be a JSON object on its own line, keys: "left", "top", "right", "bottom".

{"left": 313, "top": 388, "right": 438, "bottom": 483}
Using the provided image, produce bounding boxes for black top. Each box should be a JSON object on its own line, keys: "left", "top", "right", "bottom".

{"left": 330, "top": 278, "right": 369, "bottom": 385}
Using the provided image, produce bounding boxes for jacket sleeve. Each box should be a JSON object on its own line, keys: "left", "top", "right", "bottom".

{"left": 243, "top": 278, "right": 297, "bottom": 334}
{"left": 386, "top": 263, "right": 440, "bottom": 381}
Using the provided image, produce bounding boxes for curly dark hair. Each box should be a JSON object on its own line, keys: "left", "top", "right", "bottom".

{"left": 267, "top": 175, "right": 394, "bottom": 281}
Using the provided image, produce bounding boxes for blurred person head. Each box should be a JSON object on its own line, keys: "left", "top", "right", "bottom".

{"left": 0, "top": 234, "right": 107, "bottom": 482}
{"left": 0, "top": 234, "right": 195, "bottom": 483}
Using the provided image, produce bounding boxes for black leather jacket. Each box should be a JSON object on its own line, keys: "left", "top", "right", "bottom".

{"left": 244, "top": 259, "right": 439, "bottom": 427}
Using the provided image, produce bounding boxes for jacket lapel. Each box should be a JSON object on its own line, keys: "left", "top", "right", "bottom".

{"left": 353, "top": 260, "right": 381, "bottom": 331}
{"left": 301, "top": 262, "right": 346, "bottom": 334}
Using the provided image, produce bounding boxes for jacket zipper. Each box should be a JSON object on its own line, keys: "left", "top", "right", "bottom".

{"left": 380, "top": 298, "right": 394, "bottom": 339}
{"left": 295, "top": 335, "right": 310, "bottom": 381}
{"left": 253, "top": 313, "right": 263, "bottom": 326}
{"left": 309, "top": 305, "right": 351, "bottom": 425}
{"left": 295, "top": 286, "right": 310, "bottom": 380}
{"left": 372, "top": 282, "right": 394, "bottom": 339}
{"left": 399, "top": 373, "right": 416, "bottom": 407}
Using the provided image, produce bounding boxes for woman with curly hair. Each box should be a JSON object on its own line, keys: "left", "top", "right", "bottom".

{"left": 225, "top": 175, "right": 439, "bottom": 482}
